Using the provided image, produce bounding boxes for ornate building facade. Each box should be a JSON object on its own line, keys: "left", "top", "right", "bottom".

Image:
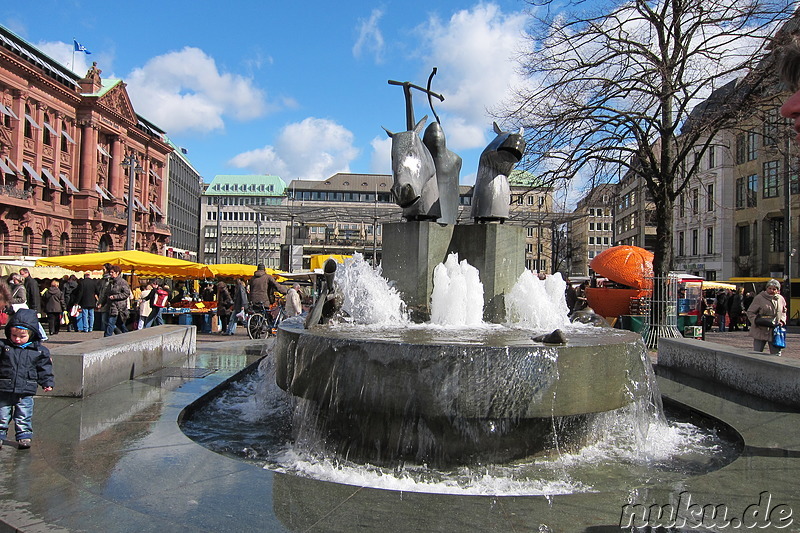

{"left": 0, "top": 25, "right": 171, "bottom": 258}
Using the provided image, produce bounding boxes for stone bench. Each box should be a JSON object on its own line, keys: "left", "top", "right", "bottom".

{"left": 658, "top": 337, "right": 800, "bottom": 409}
{"left": 42, "top": 325, "right": 197, "bottom": 398}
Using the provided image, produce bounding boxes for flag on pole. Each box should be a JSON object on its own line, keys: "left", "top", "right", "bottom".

{"left": 73, "top": 39, "right": 91, "bottom": 54}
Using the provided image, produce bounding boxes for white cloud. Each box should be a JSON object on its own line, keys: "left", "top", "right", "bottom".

{"left": 417, "top": 4, "right": 528, "bottom": 151}
{"left": 228, "top": 117, "right": 360, "bottom": 180}
{"left": 124, "top": 47, "right": 269, "bottom": 134}
{"left": 369, "top": 135, "right": 392, "bottom": 174}
{"left": 353, "top": 8, "right": 385, "bottom": 63}
{"left": 36, "top": 40, "right": 96, "bottom": 76}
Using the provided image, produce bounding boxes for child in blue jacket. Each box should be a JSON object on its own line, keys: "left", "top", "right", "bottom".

{"left": 0, "top": 308, "right": 54, "bottom": 449}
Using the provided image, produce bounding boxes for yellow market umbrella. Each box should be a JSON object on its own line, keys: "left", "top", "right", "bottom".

{"left": 36, "top": 250, "right": 207, "bottom": 278}
{"left": 204, "top": 263, "right": 257, "bottom": 278}
{"left": 202, "top": 264, "right": 290, "bottom": 282}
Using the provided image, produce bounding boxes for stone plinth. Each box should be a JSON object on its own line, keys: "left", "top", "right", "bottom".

{"left": 380, "top": 221, "right": 454, "bottom": 320}
{"left": 659, "top": 337, "right": 800, "bottom": 409}
{"left": 44, "top": 325, "right": 197, "bottom": 397}
{"left": 450, "top": 224, "right": 526, "bottom": 322}
{"left": 380, "top": 222, "right": 525, "bottom": 323}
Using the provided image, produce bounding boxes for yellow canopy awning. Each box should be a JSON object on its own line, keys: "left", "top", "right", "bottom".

{"left": 702, "top": 281, "right": 736, "bottom": 290}
{"left": 0, "top": 262, "right": 80, "bottom": 279}
{"left": 36, "top": 250, "right": 207, "bottom": 278}
{"left": 309, "top": 254, "right": 351, "bottom": 271}
{"left": 202, "top": 264, "right": 290, "bottom": 282}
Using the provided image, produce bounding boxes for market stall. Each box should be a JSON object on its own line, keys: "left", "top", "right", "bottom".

{"left": 36, "top": 250, "right": 207, "bottom": 278}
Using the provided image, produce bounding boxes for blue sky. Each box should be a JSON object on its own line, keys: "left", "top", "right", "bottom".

{"left": 2, "top": 0, "right": 533, "bottom": 186}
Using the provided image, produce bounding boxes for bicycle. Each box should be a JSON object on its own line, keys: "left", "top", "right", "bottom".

{"left": 246, "top": 301, "right": 286, "bottom": 339}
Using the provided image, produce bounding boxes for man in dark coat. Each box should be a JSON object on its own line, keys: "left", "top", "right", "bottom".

{"left": 18, "top": 268, "right": 40, "bottom": 314}
{"left": 715, "top": 289, "right": 729, "bottom": 332}
{"left": 103, "top": 265, "right": 130, "bottom": 337}
{"left": 77, "top": 273, "right": 99, "bottom": 332}
{"left": 249, "top": 264, "right": 287, "bottom": 307}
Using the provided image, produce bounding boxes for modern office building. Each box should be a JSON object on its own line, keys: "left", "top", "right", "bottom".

{"left": 199, "top": 174, "right": 287, "bottom": 267}
{"left": 164, "top": 138, "right": 203, "bottom": 261}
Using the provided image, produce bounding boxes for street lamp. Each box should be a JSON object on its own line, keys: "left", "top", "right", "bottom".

{"left": 120, "top": 154, "right": 143, "bottom": 251}
{"left": 255, "top": 213, "right": 261, "bottom": 266}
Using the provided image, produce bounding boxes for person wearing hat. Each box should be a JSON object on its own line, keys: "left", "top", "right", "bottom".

{"left": 249, "top": 264, "right": 287, "bottom": 308}
{"left": 0, "top": 308, "right": 54, "bottom": 450}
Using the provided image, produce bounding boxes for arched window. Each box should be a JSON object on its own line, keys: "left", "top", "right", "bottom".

{"left": 42, "top": 113, "right": 52, "bottom": 146}
{"left": 98, "top": 235, "right": 112, "bottom": 252}
{"left": 60, "top": 233, "right": 69, "bottom": 255}
{"left": 41, "top": 230, "right": 52, "bottom": 256}
{"left": 24, "top": 105, "right": 33, "bottom": 138}
{"left": 0, "top": 223, "right": 8, "bottom": 255}
{"left": 21, "top": 227, "right": 33, "bottom": 256}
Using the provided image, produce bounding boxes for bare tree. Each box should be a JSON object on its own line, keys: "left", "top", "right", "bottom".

{"left": 500, "top": 0, "right": 795, "bottom": 277}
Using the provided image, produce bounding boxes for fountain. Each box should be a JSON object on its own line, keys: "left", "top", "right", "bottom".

{"left": 183, "top": 74, "right": 741, "bottom": 504}
{"left": 274, "top": 75, "right": 654, "bottom": 467}
{"left": 275, "top": 255, "right": 653, "bottom": 467}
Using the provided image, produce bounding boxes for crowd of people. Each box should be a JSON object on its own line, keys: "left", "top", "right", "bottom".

{"left": 0, "top": 263, "right": 310, "bottom": 341}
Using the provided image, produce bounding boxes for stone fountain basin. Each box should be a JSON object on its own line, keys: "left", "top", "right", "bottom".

{"left": 274, "top": 322, "right": 648, "bottom": 420}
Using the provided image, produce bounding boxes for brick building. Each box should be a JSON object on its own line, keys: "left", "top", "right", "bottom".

{"left": 0, "top": 25, "right": 171, "bottom": 257}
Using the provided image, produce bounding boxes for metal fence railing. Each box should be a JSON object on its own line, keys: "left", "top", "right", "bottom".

{"left": 640, "top": 272, "right": 683, "bottom": 349}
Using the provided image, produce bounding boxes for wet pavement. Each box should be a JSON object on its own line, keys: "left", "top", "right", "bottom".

{"left": 0, "top": 329, "right": 798, "bottom": 532}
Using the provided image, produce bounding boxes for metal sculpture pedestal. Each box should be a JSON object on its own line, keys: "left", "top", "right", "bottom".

{"left": 381, "top": 221, "right": 525, "bottom": 323}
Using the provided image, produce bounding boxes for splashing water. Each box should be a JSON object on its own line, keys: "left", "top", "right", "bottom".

{"left": 430, "top": 253, "right": 484, "bottom": 326}
{"left": 335, "top": 254, "right": 409, "bottom": 325}
{"left": 505, "top": 270, "right": 571, "bottom": 330}
{"left": 181, "top": 355, "right": 739, "bottom": 496}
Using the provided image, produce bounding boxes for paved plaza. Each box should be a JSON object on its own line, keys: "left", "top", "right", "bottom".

{"left": 0, "top": 327, "right": 797, "bottom": 532}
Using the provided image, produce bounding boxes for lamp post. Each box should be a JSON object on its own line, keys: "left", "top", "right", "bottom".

{"left": 255, "top": 213, "right": 261, "bottom": 266}
{"left": 216, "top": 197, "right": 222, "bottom": 263}
{"left": 120, "top": 154, "right": 143, "bottom": 251}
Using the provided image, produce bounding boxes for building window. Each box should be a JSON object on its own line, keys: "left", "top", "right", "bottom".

{"left": 706, "top": 227, "right": 713, "bottom": 254}
{"left": 708, "top": 146, "right": 716, "bottom": 169}
{"left": 763, "top": 161, "right": 780, "bottom": 199}
{"left": 790, "top": 162, "right": 800, "bottom": 195}
{"left": 678, "top": 231, "right": 685, "bottom": 256}
{"left": 737, "top": 225, "right": 750, "bottom": 256}
{"left": 763, "top": 107, "right": 780, "bottom": 147}
{"left": 41, "top": 230, "right": 51, "bottom": 256}
{"left": 706, "top": 184, "right": 713, "bottom": 211}
{"left": 747, "top": 130, "right": 758, "bottom": 161}
{"left": 589, "top": 222, "right": 595, "bottom": 231}
{"left": 691, "top": 229, "right": 698, "bottom": 256}
{"left": 679, "top": 193, "right": 685, "bottom": 217}
{"left": 21, "top": 228, "right": 33, "bottom": 256}
{"left": 589, "top": 237, "right": 595, "bottom": 244}
{"left": 735, "top": 177, "right": 745, "bottom": 208}
{"left": 735, "top": 133, "right": 745, "bottom": 164}
{"left": 769, "top": 218, "right": 785, "bottom": 252}
{"left": 747, "top": 174, "right": 758, "bottom": 207}
{"left": 42, "top": 113, "right": 52, "bottom": 146}
{"left": 526, "top": 227, "right": 534, "bottom": 237}
{"left": 691, "top": 189, "right": 699, "bottom": 214}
